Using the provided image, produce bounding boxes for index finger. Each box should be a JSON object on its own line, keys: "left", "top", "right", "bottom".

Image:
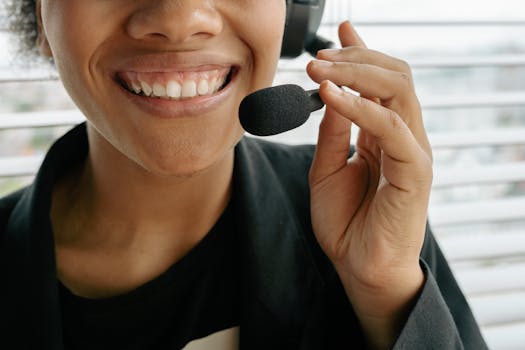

{"left": 320, "top": 80, "right": 428, "bottom": 166}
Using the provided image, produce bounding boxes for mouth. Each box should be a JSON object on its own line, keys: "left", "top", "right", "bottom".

{"left": 115, "top": 66, "right": 238, "bottom": 101}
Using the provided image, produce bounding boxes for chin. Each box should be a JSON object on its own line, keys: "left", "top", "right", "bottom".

{"left": 134, "top": 132, "right": 241, "bottom": 179}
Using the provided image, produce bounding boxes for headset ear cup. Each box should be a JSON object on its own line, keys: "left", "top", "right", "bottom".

{"left": 281, "top": 0, "right": 292, "bottom": 57}
{"left": 281, "top": 0, "right": 308, "bottom": 58}
{"left": 280, "top": 0, "right": 328, "bottom": 58}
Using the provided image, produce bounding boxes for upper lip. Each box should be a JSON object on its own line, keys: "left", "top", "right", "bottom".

{"left": 111, "top": 52, "right": 240, "bottom": 73}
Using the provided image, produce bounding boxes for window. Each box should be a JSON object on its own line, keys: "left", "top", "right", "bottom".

{"left": 1, "top": 1, "right": 524, "bottom": 348}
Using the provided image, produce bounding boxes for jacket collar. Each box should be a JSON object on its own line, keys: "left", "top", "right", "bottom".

{"left": 1, "top": 123, "right": 323, "bottom": 346}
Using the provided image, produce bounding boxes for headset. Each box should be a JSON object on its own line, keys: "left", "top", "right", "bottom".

{"left": 281, "top": 0, "right": 334, "bottom": 58}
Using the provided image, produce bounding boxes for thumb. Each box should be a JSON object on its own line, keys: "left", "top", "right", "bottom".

{"left": 309, "top": 93, "right": 352, "bottom": 185}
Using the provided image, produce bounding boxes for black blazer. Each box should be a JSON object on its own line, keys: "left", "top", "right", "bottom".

{"left": 0, "top": 124, "right": 487, "bottom": 349}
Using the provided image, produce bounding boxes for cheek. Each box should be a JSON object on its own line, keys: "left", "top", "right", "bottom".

{"left": 42, "top": 2, "right": 117, "bottom": 86}
{"left": 237, "top": 2, "right": 286, "bottom": 87}
{"left": 42, "top": 2, "right": 124, "bottom": 126}
{"left": 43, "top": 2, "right": 87, "bottom": 64}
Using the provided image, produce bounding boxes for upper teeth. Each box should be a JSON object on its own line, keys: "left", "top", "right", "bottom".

{"left": 120, "top": 69, "right": 230, "bottom": 99}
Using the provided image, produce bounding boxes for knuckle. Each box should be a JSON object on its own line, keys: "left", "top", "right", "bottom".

{"left": 342, "top": 62, "right": 359, "bottom": 84}
{"left": 396, "top": 58, "right": 412, "bottom": 73}
{"left": 398, "top": 71, "right": 412, "bottom": 88}
{"left": 350, "top": 95, "right": 361, "bottom": 107}
{"left": 386, "top": 109, "right": 404, "bottom": 132}
{"left": 352, "top": 95, "right": 369, "bottom": 112}
{"left": 399, "top": 71, "right": 411, "bottom": 82}
{"left": 395, "top": 58, "right": 414, "bottom": 83}
{"left": 374, "top": 109, "right": 403, "bottom": 142}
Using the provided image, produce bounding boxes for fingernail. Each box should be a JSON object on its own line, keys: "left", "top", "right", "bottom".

{"left": 312, "top": 60, "right": 333, "bottom": 68}
{"left": 325, "top": 80, "right": 340, "bottom": 93}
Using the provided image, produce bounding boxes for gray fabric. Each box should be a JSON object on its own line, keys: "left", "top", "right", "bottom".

{"left": 394, "top": 261, "right": 464, "bottom": 349}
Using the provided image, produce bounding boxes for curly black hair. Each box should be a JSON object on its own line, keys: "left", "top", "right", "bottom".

{"left": 3, "top": 0, "right": 40, "bottom": 62}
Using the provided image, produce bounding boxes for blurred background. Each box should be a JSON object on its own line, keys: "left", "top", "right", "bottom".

{"left": 1, "top": 0, "right": 524, "bottom": 348}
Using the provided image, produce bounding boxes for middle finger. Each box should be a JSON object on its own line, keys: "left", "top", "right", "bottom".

{"left": 307, "top": 60, "right": 416, "bottom": 106}
{"left": 318, "top": 47, "right": 412, "bottom": 76}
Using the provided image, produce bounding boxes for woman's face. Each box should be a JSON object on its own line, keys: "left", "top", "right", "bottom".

{"left": 37, "top": 0, "right": 286, "bottom": 176}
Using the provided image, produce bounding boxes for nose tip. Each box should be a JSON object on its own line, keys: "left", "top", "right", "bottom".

{"left": 126, "top": 1, "right": 223, "bottom": 45}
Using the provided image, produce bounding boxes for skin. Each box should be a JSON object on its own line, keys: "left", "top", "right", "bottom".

{"left": 38, "top": 0, "right": 285, "bottom": 299}
{"left": 36, "top": 1, "right": 432, "bottom": 349}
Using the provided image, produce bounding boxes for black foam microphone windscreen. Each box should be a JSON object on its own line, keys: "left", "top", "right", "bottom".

{"left": 239, "top": 84, "right": 325, "bottom": 136}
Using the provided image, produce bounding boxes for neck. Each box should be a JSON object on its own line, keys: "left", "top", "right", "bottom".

{"left": 52, "top": 127, "right": 235, "bottom": 250}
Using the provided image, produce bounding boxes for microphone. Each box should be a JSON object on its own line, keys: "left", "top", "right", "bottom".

{"left": 239, "top": 84, "right": 325, "bottom": 136}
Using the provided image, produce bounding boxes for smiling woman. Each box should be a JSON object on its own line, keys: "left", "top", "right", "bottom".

{"left": 34, "top": 0, "right": 284, "bottom": 177}
{"left": 0, "top": 1, "right": 488, "bottom": 350}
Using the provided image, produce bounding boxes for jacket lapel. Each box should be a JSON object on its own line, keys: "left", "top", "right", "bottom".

{"left": 0, "top": 125, "right": 88, "bottom": 348}
{"left": 233, "top": 138, "right": 324, "bottom": 348}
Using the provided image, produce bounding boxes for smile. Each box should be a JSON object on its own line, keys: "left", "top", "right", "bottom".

{"left": 116, "top": 67, "right": 235, "bottom": 100}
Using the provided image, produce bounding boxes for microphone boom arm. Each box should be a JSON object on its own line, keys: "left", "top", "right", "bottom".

{"left": 306, "top": 89, "right": 325, "bottom": 113}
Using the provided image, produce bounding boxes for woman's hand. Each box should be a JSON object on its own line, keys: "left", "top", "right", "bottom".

{"left": 306, "top": 21, "right": 433, "bottom": 349}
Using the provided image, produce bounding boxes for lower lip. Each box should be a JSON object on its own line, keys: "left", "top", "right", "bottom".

{"left": 115, "top": 69, "right": 238, "bottom": 119}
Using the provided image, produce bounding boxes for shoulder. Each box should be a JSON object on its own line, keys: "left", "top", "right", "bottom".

{"left": 0, "top": 188, "right": 27, "bottom": 237}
